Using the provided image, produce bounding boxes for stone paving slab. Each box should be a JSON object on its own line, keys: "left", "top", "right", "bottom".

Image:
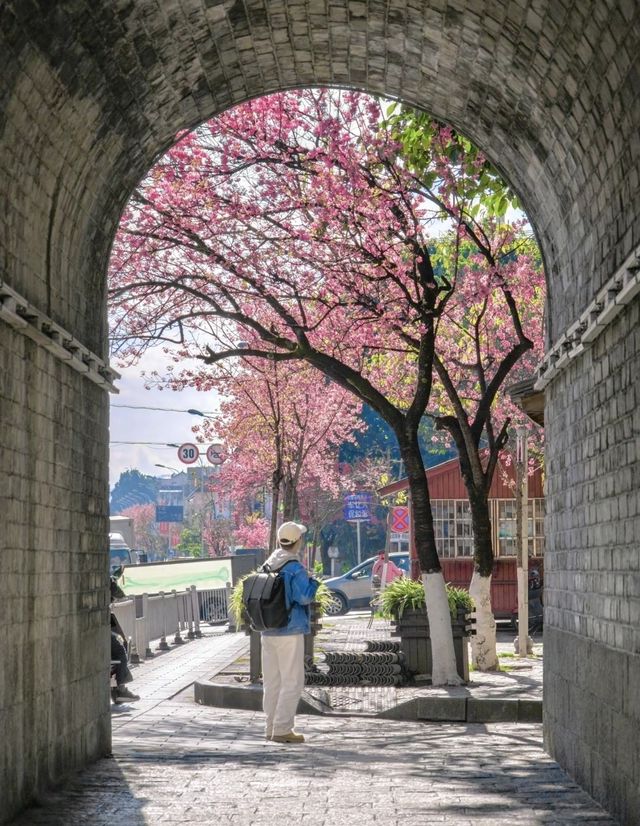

{"left": 8, "top": 622, "right": 618, "bottom": 825}
{"left": 11, "top": 705, "right": 617, "bottom": 825}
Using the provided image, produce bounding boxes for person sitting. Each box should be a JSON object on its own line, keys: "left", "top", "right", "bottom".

{"left": 110, "top": 575, "right": 140, "bottom": 703}
{"left": 111, "top": 631, "right": 140, "bottom": 703}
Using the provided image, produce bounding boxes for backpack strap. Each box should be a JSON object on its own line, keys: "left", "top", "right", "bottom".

{"left": 260, "top": 559, "right": 296, "bottom": 574}
{"left": 260, "top": 559, "right": 297, "bottom": 612}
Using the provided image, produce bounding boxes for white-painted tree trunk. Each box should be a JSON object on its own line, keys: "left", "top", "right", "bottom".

{"left": 422, "top": 571, "right": 463, "bottom": 685}
{"left": 468, "top": 570, "right": 499, "bottom": 671}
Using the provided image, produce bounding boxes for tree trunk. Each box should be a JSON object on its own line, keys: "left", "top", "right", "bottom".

{"left": 468, "top": 569, "right": 498, "bottom": 671}
{"left": 281, "top": 473, "right": 296, "bottom": 521}
{"left": 268, "top": 469, "right": 281, "bottom": 553}
{"left": 399, "top": 435, "right": 462, "bottom": 685}
{"left": 468, "top": 488, "right": 498, "bottom": 670}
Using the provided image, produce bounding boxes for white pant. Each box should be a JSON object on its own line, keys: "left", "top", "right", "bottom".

{"left": 261, "top": 634, "right": 305, "bottom": 737}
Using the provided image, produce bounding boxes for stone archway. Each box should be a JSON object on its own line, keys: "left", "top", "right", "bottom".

{"left": 1, "top": 3, "right": 638, "bottom": 822}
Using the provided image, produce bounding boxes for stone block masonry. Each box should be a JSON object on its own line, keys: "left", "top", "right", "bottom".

{"left": 544, "top": 296, "right": 640, "bottom": 826}
{"left": 1, "top": 1, "right": 640, "bottom": 822}
{"left": 0, "top": 323, "right": 112, "bottom": 821}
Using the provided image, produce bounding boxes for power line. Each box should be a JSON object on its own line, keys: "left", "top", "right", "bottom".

{"left": 110, "top": 441, "right": 181, "bottom": 446}
{"left": 111, "top": 404, "right": 216, "bottom": 414}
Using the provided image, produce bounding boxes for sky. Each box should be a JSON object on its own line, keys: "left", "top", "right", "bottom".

{"left": 109, "top": 347, "right": 220, "bottom": 491}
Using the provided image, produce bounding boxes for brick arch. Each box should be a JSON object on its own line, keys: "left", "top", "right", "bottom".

{"left": 3, "top": 2, "right": 638, "bottom": 345}
{"left": 1, "top": 3, "right": 639, "bottom": 823}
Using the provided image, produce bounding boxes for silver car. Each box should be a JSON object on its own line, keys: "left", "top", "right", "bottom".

{"left": 323, "top": 553, "right": 410, "bottom": 615}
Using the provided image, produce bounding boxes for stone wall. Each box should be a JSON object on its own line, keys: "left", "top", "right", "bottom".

{"left": 544, "top": 297, "right": 640, "bottom": 825}
{"left": 0, "top": 322, "right": 111, "bottom": 820}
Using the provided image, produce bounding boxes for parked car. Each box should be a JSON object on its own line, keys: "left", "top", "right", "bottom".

{"left": 323, "top": 553, "right": 410, "bottom": 615}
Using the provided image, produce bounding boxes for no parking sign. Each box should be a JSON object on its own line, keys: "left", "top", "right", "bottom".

{"left": 391, "top": 506, "right": 410, "bottom": 533}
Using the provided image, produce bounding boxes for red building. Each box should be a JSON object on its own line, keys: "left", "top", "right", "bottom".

{"left": 379, "top": 456, "right": 544, "bottom": 618}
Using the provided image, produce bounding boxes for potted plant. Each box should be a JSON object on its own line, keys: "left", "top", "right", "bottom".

{"left": 379, "top": 577, "right": 475, "bottom": 682}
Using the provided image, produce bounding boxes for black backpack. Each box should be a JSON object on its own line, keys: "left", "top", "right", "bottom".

{"left": 242, "top": 560, "right": 295, "bottom": 631}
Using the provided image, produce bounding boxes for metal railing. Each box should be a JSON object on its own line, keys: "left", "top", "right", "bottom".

{"left": 199, "top": 585, "right": 232, "bottom": 624}
{"left": 112, "top": 585, "right": 229, "bottom": 662}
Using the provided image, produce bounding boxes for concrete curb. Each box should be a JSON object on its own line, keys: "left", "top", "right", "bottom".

{"left": 193, "top": 681, "right": 542, "bottom": 723}
{"left": 381, "top": 695, "right": 542, "bottom": 722}
{"left": 194, "top": 681, "right": 327, "bottom": 715}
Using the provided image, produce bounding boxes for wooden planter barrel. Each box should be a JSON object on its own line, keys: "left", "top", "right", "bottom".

{"left": 391, "top": 606, "right": 473, "bottom": 683}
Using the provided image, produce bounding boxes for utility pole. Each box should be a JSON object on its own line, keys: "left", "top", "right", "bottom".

{"left": 515, "top": 426, "right": 530, "bottom": 656}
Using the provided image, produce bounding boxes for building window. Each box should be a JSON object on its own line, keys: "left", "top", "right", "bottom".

{"left": 496, "top": 498, "right": 545, "bottom": 557}
{"left": 433, "top": 499, "right": 473, "bottom": 558}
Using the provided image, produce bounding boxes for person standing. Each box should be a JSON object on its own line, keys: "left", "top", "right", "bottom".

{"left": 371, "top": 551, "right": 404, "bottom": 589}
{"left": 261, "top": 521, "right": 319, "bottom": 744}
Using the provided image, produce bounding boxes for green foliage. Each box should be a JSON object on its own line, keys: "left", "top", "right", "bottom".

{"left": 339, "top": 404, "right": 454, "bottom": 471}
{"left": 110, "top": 469, "right": 158, "bottom": 514}
{"left": 314, "top": 582, "right": 334, "bottom": 615}
{"left": 383, "top": 104, "right": 520, "bottom": 218}
{"left": 339, "top": 404, "right": 401, "bottom": 465}
{"left": 175, "top": 526, "right": 202, "bottom": 557}
{"left": 379, "top": 577, "right": 426, "bottom": 616}
{"left": 230, "top": 574, "right": 333, "bottom": 629}
{"left": 230, "top": 574, "right": 248, "bottom": 628}
{"left": 445, "top": 585, "right": 475, "bottom": 617}
{"left": 379, "top": 577, "right": 474, "bottom": 620}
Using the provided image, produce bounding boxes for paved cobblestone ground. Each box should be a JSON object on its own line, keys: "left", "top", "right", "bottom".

{"left": 10, "top": 626, "right": 617, "bottom": 826}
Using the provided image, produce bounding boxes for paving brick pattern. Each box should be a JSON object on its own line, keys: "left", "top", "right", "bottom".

{"left": 10, "top": 627, "right": 617, "bottom": 826}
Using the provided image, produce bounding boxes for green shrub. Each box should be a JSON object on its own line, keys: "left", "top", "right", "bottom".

{"left": 379, "top": 577, "right": 474, "bottom": 620}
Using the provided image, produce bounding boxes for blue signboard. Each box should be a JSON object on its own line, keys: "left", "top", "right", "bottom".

{"left": 155, "top": 505, "right": 184, "bottom": 523}
{"left": 343, "top": 493, "right": 372, "bottom": 521}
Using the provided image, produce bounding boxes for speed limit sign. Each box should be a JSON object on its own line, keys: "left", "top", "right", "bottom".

{"left": 177, "top": 443, "right": 199, "bottom": 464}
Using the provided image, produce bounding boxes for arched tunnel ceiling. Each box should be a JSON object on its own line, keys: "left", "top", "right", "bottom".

{"left": 1, "top": 0, "right": 638, "bottom": 351}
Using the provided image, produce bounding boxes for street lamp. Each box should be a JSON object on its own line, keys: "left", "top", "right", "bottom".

{"left": 155, "top": 463, "right": 181, "bottom": 475}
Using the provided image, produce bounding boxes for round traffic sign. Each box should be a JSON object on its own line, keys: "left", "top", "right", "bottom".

{"left": 206, "top": 443, "right": 224, "bottom": 465}
{"left": 177, "top": 443, "right": 199, "bottom": 464}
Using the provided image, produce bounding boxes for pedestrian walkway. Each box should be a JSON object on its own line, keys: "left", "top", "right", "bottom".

{"left": 9, "top": 625, "right": 618, "bottom": 825}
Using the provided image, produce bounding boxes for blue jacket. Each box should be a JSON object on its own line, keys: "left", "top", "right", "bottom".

{"left": 261, "top": 549, "right": 319, "bottom": 636}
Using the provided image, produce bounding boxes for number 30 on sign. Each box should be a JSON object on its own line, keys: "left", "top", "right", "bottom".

{"left": 178, "top": 443, "right": 199, "bottom": 464}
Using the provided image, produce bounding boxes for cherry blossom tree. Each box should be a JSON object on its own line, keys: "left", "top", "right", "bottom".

{"left": 109, "top": 89, "right": 544, "bottom": 684}
{"left": 381, "top": 108, "right": 546, "bottom": 669}
{"left": 233, "top": 513, "right": 270, "bottom": 550}
{"left": 120, "top": 502, "right": 175, "bottom": 557}
{"left": 178, "top": 357, "right": 361, "bottom": 552}
{"left": 425, "top": 232, "right": 545, "bottom": 667}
